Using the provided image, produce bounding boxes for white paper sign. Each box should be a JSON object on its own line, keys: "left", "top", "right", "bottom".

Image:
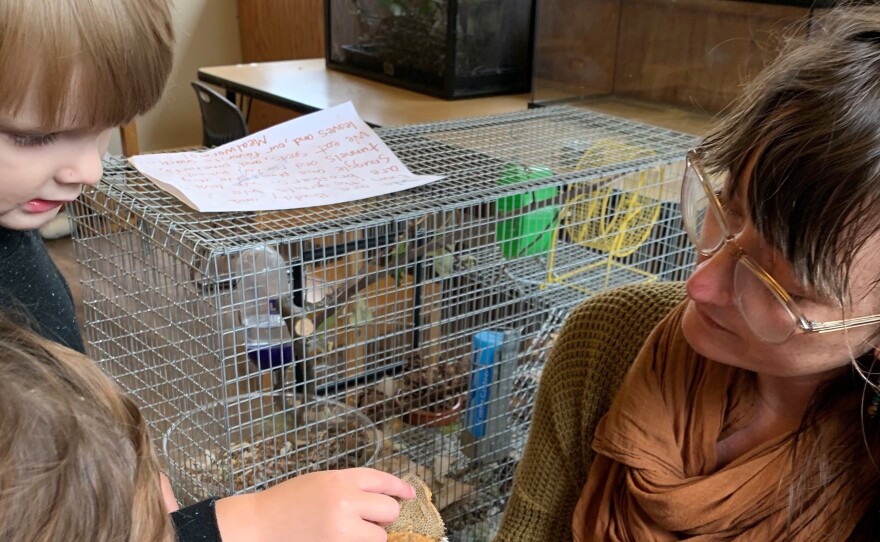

{"left": 128, "top": 102, "right": 443, "bottom": 212}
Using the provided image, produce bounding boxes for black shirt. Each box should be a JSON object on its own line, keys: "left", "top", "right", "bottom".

{"left": 0, "top": 226, "right": 85, "bottom": 352}
{"left": 172, "top": 498, "right": 223, "bottom": 541}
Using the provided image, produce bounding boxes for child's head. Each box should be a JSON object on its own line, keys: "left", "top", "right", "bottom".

{"left": 0, "top": 0, "right": 174, "bottom": 231}
{"left": 0, "top": 314, "right": 173, "bottom": 542}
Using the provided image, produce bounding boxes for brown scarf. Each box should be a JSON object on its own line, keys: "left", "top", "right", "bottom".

{"left": 572, "top": 301, "right": 870, "bottom": 541}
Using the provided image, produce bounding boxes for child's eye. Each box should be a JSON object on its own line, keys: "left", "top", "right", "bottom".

{"left": 10, "top": 132, "right": 58, "bottom": 147}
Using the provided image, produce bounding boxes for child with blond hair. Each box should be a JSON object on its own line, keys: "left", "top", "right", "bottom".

{"left": 0, "top": 1, "right": 413, "bottom": 540}
{"left": 0, "top": 0, "right": 175, "bottom": 352}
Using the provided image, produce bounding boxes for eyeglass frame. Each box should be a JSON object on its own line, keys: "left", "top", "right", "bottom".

{"left": 682, "top": 149, "right": 880, "bottom": 342}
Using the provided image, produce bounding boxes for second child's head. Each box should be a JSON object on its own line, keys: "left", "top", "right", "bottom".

{"left": 0, "top": 314, "right": 174, "bottom": 542}
{"left": 0, "top": 0, "right": 174, "bottom": 231}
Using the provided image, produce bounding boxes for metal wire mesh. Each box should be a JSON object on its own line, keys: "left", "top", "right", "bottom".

{"left": 71, "top": 105, "right": 697, "bottom": 541}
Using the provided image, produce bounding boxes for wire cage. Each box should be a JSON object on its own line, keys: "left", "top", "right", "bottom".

{"left": 71, "top": 106, "right": 696, "bottom": 541}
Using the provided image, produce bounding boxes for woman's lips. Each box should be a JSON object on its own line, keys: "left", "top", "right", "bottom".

{"left": 694, "top": 304, "right": 731, "bottom": 333}
{"left": 24, "top": 199, "right": 66, "bottom": 213}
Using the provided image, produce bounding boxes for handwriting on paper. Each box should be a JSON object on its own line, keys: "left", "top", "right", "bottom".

{"left": 128, "top": 102, "right": 443, "bottom": 212}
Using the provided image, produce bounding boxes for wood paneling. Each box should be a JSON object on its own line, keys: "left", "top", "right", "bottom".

{"left": 613, "top": 0, "right": 809, "bottom": 113}
{"left": 238, "top": 0, "right": 325, "bottom": 62}
{"left": 534, "top": 0, "right": 811, "bottom": 115}
{"left": 237, "top": 0, "right": 325, "bottom": 131}
{"left": 533, "top": 0, "right": 621, "bottom": 98}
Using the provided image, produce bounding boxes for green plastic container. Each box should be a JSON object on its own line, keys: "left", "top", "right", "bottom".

{"left": 495, "top": 164, "right": 559, "bottom": 259}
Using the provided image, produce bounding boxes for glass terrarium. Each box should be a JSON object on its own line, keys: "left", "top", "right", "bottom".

{"left": 529, "top": 0, "right": 824, "bottom": 135}
{"left": 325, "top": 0, "right": 535, "bottom": 99}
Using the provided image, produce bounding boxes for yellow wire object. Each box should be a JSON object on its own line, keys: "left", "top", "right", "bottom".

{"left": 544, "top": 139, "right": 664, "bottom": 293}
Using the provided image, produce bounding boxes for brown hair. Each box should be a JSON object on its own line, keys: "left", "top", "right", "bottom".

{"left": 698, "top": 5, "right": 880, "bottom": 539}
{"left": 0, "top": 0, "right": 175, "bottom": 130}
{"left": 699, "top": 4, "right": 880, "bottom": 304}
{"left": 0, "top": 314, "right": 173, "bottom": 542}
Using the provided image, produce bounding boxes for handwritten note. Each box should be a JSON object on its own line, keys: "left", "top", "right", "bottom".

{"left": 128, "top": 102, "right": 443, "bottom": 212}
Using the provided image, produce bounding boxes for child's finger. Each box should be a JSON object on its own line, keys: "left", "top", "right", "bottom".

{"left": 352, "top": 468, "right": 416, "bottom": 500}
{"left": 356, "top": 492, "right": 402, "bottom": 525}
{"left": 354, "top": 520, "right": 391, "bottom": 542}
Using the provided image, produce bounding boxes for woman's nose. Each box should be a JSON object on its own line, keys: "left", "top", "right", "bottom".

{"left": 686, "top": 241, "right": 738, "bottom": 306}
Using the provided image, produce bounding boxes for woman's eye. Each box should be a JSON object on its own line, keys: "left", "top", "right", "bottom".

{"left": 10, "top": 133, "right": 58, "bottom": 147}
{"left": 789, "top": 291, "right": 825, "bottom": 307}
{"left": 719, "top": 201, "right": 746, "bottom": 230}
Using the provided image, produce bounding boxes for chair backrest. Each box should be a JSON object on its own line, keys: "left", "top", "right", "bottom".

{"left": 119, "top": 120, "right": 140, "bottom": 157}
{"left": 191, "top": 81, "right": 249, "bottom": 147}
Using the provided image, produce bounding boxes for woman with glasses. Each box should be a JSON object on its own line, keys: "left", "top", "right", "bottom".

{"left": 497, "top": 5, "right": 880, "bottom": 541}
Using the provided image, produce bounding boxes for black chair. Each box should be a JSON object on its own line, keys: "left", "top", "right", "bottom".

{"left": 191, "top": 81, "right": 249, "bottom": 147}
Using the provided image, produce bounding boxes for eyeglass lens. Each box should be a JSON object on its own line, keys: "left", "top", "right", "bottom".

{"left": 681, "top": 159, "right": 799, "bottom": 343}
{"left": 681, "top": 162, "right": 726, "bottom": 253}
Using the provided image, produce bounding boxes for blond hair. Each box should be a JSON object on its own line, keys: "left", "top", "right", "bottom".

{"left": 0, "top": 0, "right": 174, "bottom": 130}
{"left": 0, "top": 315, "right": 174, "bottom": 542}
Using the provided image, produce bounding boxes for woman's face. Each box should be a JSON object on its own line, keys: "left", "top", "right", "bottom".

{"left": 681, "top": 163, "right": 880, "bottom": 379}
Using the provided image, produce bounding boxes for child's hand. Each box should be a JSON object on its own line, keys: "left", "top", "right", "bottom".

{"left": 159, "top": 472, "right": 180, "bottom": 512}
{"left": 215, "top": 468, "right": 416, "bottom": 542}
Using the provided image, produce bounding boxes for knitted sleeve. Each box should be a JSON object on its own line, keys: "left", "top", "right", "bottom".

{"left": 494, "top": 281, "right": 686, "bottom": 542}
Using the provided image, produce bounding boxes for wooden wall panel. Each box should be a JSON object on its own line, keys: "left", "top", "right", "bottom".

{"left": 238, "top": 0, "right": 325, "bottom": 62}
{"left": 237, "top": 0, "right": 325, "bottom": 131}
{"left": 612, "top": 0, "right": 809, "bottom": 114}
{"left": 532, "top": 0, "right": 621, "bottom": 100}
{"left": 534, "top": 0, "right": 811, "bottom": 114}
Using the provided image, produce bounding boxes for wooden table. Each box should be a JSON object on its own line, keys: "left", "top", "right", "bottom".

{"left": 198, "top": 58, "right": 532, "bottom": 127}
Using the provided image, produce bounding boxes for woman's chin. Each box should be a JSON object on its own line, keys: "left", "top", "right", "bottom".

{"left": 681, "top": 302, "right": 738, "bottom": 364}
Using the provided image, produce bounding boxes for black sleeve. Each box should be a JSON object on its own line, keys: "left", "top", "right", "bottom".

{"left": 171, "top": 498, "right": 223, "bottom": 542}
{"left": 0, "top": 228, "right": 85, "bottom": 353}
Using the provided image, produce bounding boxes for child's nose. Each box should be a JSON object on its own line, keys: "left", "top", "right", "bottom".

{"left": 686, "top": 241, "right": 738, "bottom": 306}
{"left": 55, "top": 136, "right": 106, "bottom": 187}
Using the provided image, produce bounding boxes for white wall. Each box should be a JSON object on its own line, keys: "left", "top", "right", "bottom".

{"left": 108, "top": 0, "right": 242, "bottom": 154}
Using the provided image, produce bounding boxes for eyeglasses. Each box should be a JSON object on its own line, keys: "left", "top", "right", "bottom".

{"left": 680, "top": 150, "right": 880, "bottom": 344}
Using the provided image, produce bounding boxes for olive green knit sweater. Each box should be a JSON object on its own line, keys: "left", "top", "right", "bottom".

{"left": 494, "top": 281, "right": 687, "bottom": 542}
